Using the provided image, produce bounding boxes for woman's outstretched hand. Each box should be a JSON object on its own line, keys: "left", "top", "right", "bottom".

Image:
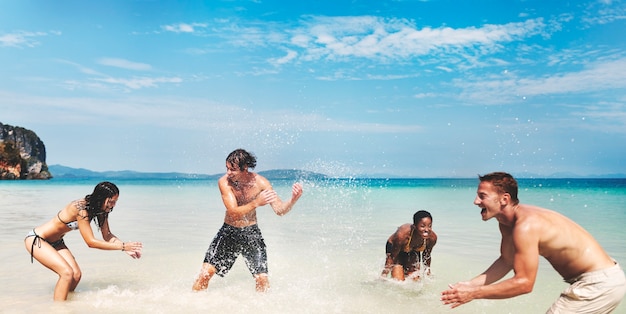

{"left": 124, "top": 241, "right": 143, "bottom": 259}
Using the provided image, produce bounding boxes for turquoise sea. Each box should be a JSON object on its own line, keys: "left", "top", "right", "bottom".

{"left": 1, "top": 177, "right": 625, "bottom": 313}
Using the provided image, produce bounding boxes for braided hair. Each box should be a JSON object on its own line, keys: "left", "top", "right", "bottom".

{"left": 413, "top": 210, "right": 432, "bottom": 225}
{"left": 84, "top": 181, "right": 119, "bottom": 227}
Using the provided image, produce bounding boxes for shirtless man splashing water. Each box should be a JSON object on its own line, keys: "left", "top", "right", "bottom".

{"left": 192, "top": 149, "right": 303, "bottom": 292}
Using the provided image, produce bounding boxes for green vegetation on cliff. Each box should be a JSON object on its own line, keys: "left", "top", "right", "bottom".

{"left": 0, "top": 122, "right": 51, "bottom": 180}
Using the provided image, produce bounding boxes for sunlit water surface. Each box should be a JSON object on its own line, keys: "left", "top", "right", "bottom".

{"left": 1, "top": 178, "right": 625, "bottom": 313}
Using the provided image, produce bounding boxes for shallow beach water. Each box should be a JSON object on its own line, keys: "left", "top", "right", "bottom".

{"left": 1, "top": 178, "right": 625, "bottom": 313}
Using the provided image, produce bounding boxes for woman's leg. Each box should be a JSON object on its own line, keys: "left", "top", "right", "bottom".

{"left": 391, "top": 265, "right": 406, "bottom": 281}
{"left": 57, "top": 247, "right": 81, "bottom": 292}
{"left": 25, "top": 237, "right": 75, "bottom": 301}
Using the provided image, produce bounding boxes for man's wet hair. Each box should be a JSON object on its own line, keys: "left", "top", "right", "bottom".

{"left": 226, "top": 149, "right": 257, "bottom": 171}
{"left": 478, "top": 171, "right": 519, "bottom": 205}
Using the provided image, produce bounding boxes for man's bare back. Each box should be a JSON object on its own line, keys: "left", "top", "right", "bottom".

{"left": 510, "top": 204, "right": 614, "bottom": 280}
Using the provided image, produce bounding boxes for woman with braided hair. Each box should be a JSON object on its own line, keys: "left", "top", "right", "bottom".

{"left": 381, "top": 210, "right": 438, "bottom": 281}
{"left": 24, "top": 181, "right": 143, "bottom": 301}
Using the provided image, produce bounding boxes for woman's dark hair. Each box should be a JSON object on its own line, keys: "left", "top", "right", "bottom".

{"left": 226, "top": 149, "right": 257, "bottom": 170}
{"left": 85, "top": 181, "right": 119, "bottom": 227}
{"left": 413, "top": 210, "right": 433, "bottom": 225}
{"left": 478, "top": 172, "right": 519, "bottom": 205}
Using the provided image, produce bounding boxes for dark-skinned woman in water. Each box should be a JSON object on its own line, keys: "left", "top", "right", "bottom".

{"left": 381, "top": 210, "right": 437, "bottom": 281}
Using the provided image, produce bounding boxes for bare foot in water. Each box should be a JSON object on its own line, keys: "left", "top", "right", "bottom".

{"left": 192, "top": 275, "right": 209, "bottom": 291}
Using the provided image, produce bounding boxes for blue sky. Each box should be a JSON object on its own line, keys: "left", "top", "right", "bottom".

{"left": 1, "top": 0, "right": 625, "bottom": 178}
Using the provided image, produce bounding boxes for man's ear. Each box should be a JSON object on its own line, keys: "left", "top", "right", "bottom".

{"left": 500, "top": 193, "right": 511, "bottom": 206}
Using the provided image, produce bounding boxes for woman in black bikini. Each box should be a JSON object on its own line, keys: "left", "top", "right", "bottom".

{"left": 381, "top": 210, "right": 438, "bottom": 281}
{"left": 24, "top": 181, "right": 143, "bottom": 301}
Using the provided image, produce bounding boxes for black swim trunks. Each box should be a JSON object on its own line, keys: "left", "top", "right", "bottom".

{"left": 203, "top": 223, "right": 268, "bottom": 277}
{"left": 386, "top": 241, "right": 418, "bottom": 274}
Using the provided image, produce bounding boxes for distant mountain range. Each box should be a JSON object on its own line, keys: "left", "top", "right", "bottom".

{"left": 47, "top": 164, "right": 328, "bottom": 180}
{"left": 526, "top": 171, "right": 626, "bottom": 179}
{"left": 47, "top": 164, "right": 625, "bottom": 180}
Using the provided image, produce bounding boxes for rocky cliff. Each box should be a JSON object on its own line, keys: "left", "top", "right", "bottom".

{"left": 0, "top": 122, "right": 51, "bottom": 179}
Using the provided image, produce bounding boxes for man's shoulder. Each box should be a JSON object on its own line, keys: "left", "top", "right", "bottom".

{"left": 510, "top": 205, "right": 555, "bottom": 236}
{"left": 253, "top": 173, "right": 272, "bottom": 186}
{"left": 517, "top": 204, "right": 557, "bottom": 224}
{"left": 217, "top": 175, "right": 228, "bottom": 184}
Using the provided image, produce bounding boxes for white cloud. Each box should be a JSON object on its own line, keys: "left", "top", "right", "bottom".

{"left": 285, "top": 16, "right": 548, "bottom": 62}
{"left": 573, "top": 102, "right": 626, "bottom": 133}
{"left": 0, "top": 30, "right": 58, "bottom": 48}
{"left": 517, "top": 58, "right": 626, "bottom": 95}
{"left": 536, "top": 58, "right": 624, "bottom": 94}
{"left": 188, "top": 15, "right": 550, "bottom": 68}
{"left": 51, "top": 60, "right": 171, "bottom": 91}
{"left": 414, "top": 92, "right": 437, "bottom": 99}
{"left": 269, "top": 49, "right": 298, "bottom": 66}
{"left": 1, "top": 88, "right": 422, "bottom": 135}
{"left": 161, "top": 23, "right": 207, "bottom": 33}
{"left": 93, "top": 76, "right": 183, "bottom": 89}
{"left": 55, "top": 59, "right": 105, "bottom": 76}
{"left": 455, "top": 57, "right": 626, "bottom": 107}
{"left": 581, "top": 0, "right": 626, "bottom": 26}
{"left": 98, "top": 58, "right": 152, "bottom": 71}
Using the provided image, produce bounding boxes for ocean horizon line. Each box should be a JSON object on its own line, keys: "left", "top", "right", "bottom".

{"left": 38, "top": 164, "right": 626, "bottom": 180}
